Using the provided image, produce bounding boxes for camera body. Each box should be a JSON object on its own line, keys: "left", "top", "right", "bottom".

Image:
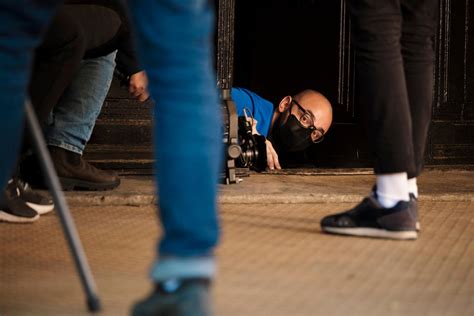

{"left": 221, "top": 89, "right": 267, "bottom": 184}
{"left": 237, "top": 116, "right": 267, "bottom": 172}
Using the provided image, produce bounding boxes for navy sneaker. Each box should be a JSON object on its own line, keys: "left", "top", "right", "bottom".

{"left": 321, "top": 196, "right": 417, "bottom": 240}
{"left": 0, "top": 179, "right": 39, "bottom": 223}
{"left": 15, "top": 178, "right": 54, "bottom": 215}
{"left": 370, "top": 186, "right": 420, "bottom": 231}
{"left": 131, "top": 278, "right": 212, "bottom": 316}
{"left": 409, "top": 193, "right": 420, "bottom": 231}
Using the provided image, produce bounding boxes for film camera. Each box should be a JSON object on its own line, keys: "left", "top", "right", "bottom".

{"left": 221, "top": 89, "right": 267, "bottom": 184}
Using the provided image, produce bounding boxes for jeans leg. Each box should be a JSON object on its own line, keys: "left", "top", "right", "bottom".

{"left": 350, "top": 0, "right": 416, "bottom": 175}
{"left": 0, "top": 1, "right": 60, "bottom": 192}
{"left": 45, "top": 51, "right": 117, "bottom": 155}
{"left": 401, "top": 0, "right": 438, "bottom": 178}
{"left": 127, "top": 0, "right": 222, "bottom": 280}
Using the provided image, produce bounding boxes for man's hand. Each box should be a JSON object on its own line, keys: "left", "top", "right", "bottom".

{"left": 265, "top": 139, "right": 281, "bottom": 170}
{"left": 129, "top": 71, "right": 150, "bottom": 102}
{"left": 242, "top": 114, "right": 281, "bottom": 170}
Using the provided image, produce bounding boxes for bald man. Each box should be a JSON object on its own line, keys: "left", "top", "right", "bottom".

{"left": 232, "top": 87, "right": 333, "bottom": 170}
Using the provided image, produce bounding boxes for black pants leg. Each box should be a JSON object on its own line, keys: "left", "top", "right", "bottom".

{"left": 349, "top": 0, "right": 438, "bottom": 176}
{"left": 28, "top": 4, "right": 122, "bottom": 126}
{"left": 401, "top": 0, "right": 438, "bottom": 178}
{"left": 28, "top": 7, "right": 86, "bottom": 125}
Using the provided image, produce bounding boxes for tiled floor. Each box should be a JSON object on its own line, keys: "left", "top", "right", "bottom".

{"left": 1, "top": 200, "right": 473, "bottom": 316}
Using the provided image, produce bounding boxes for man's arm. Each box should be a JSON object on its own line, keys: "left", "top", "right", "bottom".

{"left": 112, "top": 0, "right": 150, "bottom": 102}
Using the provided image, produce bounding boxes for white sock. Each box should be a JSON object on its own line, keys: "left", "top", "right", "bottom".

{"left": 376, "top": 173, "right": 409, "bottom": 208}
{"left": 408, "top": 177, "right": 418, "bottom": 198}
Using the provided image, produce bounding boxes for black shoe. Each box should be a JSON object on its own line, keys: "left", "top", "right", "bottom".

{"left": 370, "top": 186, "right": 420, "bottom": 232}
{"left": 409, "top": 193, "right": 420, "bottom": 231}
{"left": 14, "top": 178, "right": 54, "bottom": 215}
{"left": 49, "top": 146, "right": 120, "bottom": 191}
{"left": 0, "top": 180, "right": 39, "bottom": 223}
{"left": 131, "top": 278, "right": 212, "bottom": 316}
{"left": 321, "top": 196, "right": 417, "bottom": 240}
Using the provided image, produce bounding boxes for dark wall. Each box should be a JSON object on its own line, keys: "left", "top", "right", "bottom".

{"left": 430, "top": 0, "right": 474, "bottom": 165}
{"left": 233, "top": 0, "right": 363, "bottom": 167}
{"left": 84, "top": 79, "right": 155, "bottom": 172}
{"left": 85, "top": 0, "right": 474, "bottom": 171}
{"left": 231, "top": 0, "right": 474, "bottom": 167}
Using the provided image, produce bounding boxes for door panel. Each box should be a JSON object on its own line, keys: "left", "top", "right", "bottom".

{"left": 84, "top": 0, "right": 474, "bottom": 170}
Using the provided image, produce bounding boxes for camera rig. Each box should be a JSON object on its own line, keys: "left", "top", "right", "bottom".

{"left": 218, "top": 0, "right": 266, "bottom": 184}
{"left": 220, "top": 89, "right": 241, "bottom": 184}
{"left": 220, "top": 89, "right": 267, "bottom": 184}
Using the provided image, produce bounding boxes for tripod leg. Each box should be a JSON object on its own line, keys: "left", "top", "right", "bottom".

{"left": 24, "top": 101, "right": 101, "bottom": 312}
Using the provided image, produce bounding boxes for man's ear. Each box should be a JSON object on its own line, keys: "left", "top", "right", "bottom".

{"left": 278, "top": 96, "right": 292, "bottom": 113}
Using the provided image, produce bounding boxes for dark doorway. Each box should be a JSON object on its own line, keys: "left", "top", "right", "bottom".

{"left": 85, "top": 0, "right": 474, "bottom": 171}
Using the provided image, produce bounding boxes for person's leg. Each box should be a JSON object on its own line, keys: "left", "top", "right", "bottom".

{"left": 350, "top": 0, "right": 415, "bottom": 176}
{"left": 352, "top": 0, "right": 413, "bottom": 208}
{"left": 401, "top": 0, "right": 438, "bottom": 195}
{"left": 321, "top": 0, "right": 417, "bottom": 240}
{"left": 41, "top": 52, "right": 120, "bottom": 191}
{"left": 127, "top": 0, "right": 221, "bottom": 314}
{"left": 0, "top": 1, "right": 60, "bottom": 220}
{"left": 46, "top": 51, "right": 117, "bottom": 154}
{"left": 28, "top": 6, "right": 87, "bottom": 125}
{"left": 20, "top": 6, "right": 87, "bottom": 188}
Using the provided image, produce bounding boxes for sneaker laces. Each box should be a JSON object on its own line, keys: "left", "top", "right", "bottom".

{"left": 15, "top": 177, "right": 30, "bottom": 192}
{"left": 12, "top": 177, "right": 53, "bottom": 206}
{"left": 6, "top": 179, "right": 20, "bottom": 198}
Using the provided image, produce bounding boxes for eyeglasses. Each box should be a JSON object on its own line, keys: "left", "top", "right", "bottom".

{"left": 291, "top": 98, "right": 325, "bottom": 143}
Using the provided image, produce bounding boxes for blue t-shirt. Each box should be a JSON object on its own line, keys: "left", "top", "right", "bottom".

{"left": 231, "top": 87, "right": 274, "bottom": 137}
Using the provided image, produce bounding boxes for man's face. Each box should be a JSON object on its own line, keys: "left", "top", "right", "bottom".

{"left": 271, "top": 93, "right": 332, "bottom": 153}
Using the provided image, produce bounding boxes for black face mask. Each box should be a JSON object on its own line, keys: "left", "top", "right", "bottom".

{"left": 271, "top": 114, "right": 314, "bottom": 152}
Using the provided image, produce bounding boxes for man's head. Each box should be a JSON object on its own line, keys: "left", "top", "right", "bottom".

{"left": 270, "top": 89, "right": 333, "bottom": 152}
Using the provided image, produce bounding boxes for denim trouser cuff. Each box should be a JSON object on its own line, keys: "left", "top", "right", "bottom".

{"left": 150, "top": 256, "right": 216, "bottom": 282}
{"left": 46, "top": 141, "right": 83, "bottom": 155}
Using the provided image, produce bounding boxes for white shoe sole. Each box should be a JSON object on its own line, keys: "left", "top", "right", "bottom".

{"left": 323, "top": 226, "right": 418, "bottom": 240}
{"left": 26, "top": 202, "right": 54, "bottom": 215}
{"left": 0, "top": 211, "right": 39, "bottom": 223}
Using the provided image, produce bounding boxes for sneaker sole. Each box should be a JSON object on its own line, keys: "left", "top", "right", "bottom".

{"left": 322, "top": 226, "right": 418, "bottom": 240}
{"left": 0, "top": 211, "right": 39, "bottom": 223}
{"left": 26, "top": 202, "right": 54, "bottom": 215}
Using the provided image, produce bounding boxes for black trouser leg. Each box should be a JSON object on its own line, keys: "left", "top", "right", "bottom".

{"left": 401, "top": 0, "right": 438, "bottom": 178}
{"left": 349, "top": 0, "right": 437, "bottom": 176}
{"left": 28, "top": 8, "right": 86, "bottom": 125}
{"left": 21, "top": 8, "right": 86, "bottom": 164}
{"left": 350, "top": 0, "right": 415, "bottom": 175}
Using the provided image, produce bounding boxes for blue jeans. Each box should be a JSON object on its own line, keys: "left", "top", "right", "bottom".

{"left": 128, "top": 0, "right": 222, "bottom": 280}
{"left": 0, "top": 0, "right": 61, "bottom": 195}
{"left": 0, "top": 0, "right": 222, "bottom": 281}
{"left": 45, "top": 51, "right": 117, "bottom": 155}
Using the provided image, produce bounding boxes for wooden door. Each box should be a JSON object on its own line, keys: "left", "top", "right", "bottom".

{"left": 84, "top": 0, "right": 474, "bottom": 171}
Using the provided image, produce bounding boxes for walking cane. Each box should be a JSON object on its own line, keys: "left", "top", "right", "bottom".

{"left": 24, "top": 101, "right": 101, "bottom": 312}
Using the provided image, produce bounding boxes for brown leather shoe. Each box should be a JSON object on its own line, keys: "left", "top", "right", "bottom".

{"left": 49, "top": 146, "right": 120, "bottom": 191}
